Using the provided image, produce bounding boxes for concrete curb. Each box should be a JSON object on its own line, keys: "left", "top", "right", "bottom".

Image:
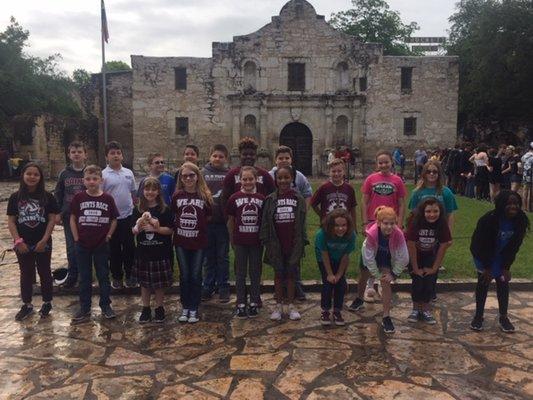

{"left": 46, "top": 278, "right": 533, "bottom": 297}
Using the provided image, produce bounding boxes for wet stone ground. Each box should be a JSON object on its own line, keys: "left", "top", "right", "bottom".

{"left": 0, "top": 185, "right": 532, "bottom": 399}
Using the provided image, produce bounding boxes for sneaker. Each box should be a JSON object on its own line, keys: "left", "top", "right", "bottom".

{"left": 39, "top": 302, "right": 52, "bottom": 317}
{"left": 102, "top": 306, "right": 116, "bottom": 319}
{"left": 270, "top": 304, "right": 282, "bottom": 321}
{"left": 320, "top": 310, "right": 331, "bottom": 326}
{"left": 188, "top": 310, "right": 199, "bottom": 323}
{"left": 431, "top": 295, "right": 437, "bottom": 303}
{"left": 333, "top": 311, "right": 345, "bottom": 326}
{"left": 364, "top": 287, "right": 376, "bottom": 303}
{"left": 218, "top": 287, "right": 230, "bottom": 303}
{"left": 421, "top": 311, "right": 437, "bottom": 325}
{"left": 71, "top": 309, "right": 91, "bottom": 324}
{"left": 124, "top": 276, "right": 138, "bottom": 288}
{"left": 154, "top": 306, "right": 165, "bottom": 323}
{"left": 295, "top": 283, "right": 307, "bottom": 301}
{"left": 139, "top": 307, "right": 151, "bottom": 324}
{"left": 15, "top": 304, "right": 34, "bottom": 321}
{"left": 248, "top": 303, "right": 259, "bottom": 318}
{"left": 407, "top": 310, "right": 420, "bottom": 323}
{"left": 348, "top": 298, "right": 364, "bottom": 312}
{"left": 201, "top": 290, "right": 213, "bottom": 301}
{"left": 499, "top": 316, "right": 515, "bottom": 333}
{"left": 111, "top": 279, "right": 123, "bottom": 290}
{"left": 178, "top": 309, "right": 189, "bottom": 323}
{"left": 382, "top": 316, "right": 395, "bottom": 333}
{"left": 288, "top": 304, "right": 301, "bottom": 321}
{"left": 257, "top": 298, "right": 263, "bottom": 309}
{"left": 235, "top": 304, "right": 247, "bottom": 319}
{"left": 470, "top": 315, "right": 484, "bottom": 331}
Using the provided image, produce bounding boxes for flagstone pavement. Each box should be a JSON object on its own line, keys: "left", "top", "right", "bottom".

{"left": 0, "top": 184, "right": 532, "bottom": 399}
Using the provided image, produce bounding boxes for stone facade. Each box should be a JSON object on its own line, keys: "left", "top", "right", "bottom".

{"left": 98, "top": 0, "right": 458, "bottom": 174}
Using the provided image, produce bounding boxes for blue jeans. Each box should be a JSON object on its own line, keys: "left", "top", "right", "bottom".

{"left": 63, "top": 213, "right": 78, "bottom": 280}
{"left": 176, "top": 247, "right": 204, "bottom": 311}
{"left": 76, "top": 242, "right": 111, "bottom": 312}
{"left": 202, "top": 223, "right": 230, "bottom": 293}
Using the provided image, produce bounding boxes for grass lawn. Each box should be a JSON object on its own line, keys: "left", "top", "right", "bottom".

{"left": 228, "top": 183, "right": 533, "bottom": 280}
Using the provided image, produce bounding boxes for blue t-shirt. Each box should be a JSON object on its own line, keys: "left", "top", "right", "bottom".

{"left": 375, "top": 230, "right": 392, "bottom": 268}
{"left": 474, "top": 218, "right": 514, "bottom": 277}
{"left": 137, "top": 173, "right": 176, "bottom": 206}
{"left": 315, "top": 229, "right": 356, "bottom": 264}
{"left": 408, "top": 186, "right": 458, "bottom": 215}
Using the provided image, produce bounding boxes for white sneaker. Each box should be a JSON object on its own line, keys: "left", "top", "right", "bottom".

{"left": 270, "top": 304, "right": 282, "bottom": 321}
{"left": 188, "top": 310, "right": 199, "bottom": 323}
{"left": 288, "top": 304, "right": 301, "bottom": 321}
{"left": 178, "top": 309, "right": 189, "bottom": 322}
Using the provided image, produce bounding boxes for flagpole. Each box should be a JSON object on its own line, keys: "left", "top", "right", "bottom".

{"left": 101, "top": 0, "right": 108, "bottom": 145}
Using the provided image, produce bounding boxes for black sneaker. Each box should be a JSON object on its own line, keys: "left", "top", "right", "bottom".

{"left": 124, "top": 276, "right": 138, "bottom": 288}
{"left": 235, "top": 304, "right": 247, "bottom": 319}
{"left": 71, "top": 309, "right": 91, "bottom": 324}
{"left": 348, "top": 298, "right": 364, "bottom": 312}
{"left": 470, "top": 315, "right": 483, "bottom": 331}
{"left": 382, "top": 316, "right": 395, "bottom": 333}
{"left": 499, "top": 316, "right": 515, "bottom": 333}
{"left": 39, "top": 302, "right": 52, "bottom": 317}
{"left": 248, "top": 303, "right": 259, "bottom": 318}
{"left": 139, "top": 307, "right": 151, "bottom": 324}
{"left": 320, "top": 310, "right": 331, "bottom": 326}
{"left": 15, "top": 304, "right": 34, "bottom": 321}
{"left": 154, "top": 306, "right": 165, "bottom": 323}
{"left": 111, "top": 279, "right": 123, "bottom": 290}
{"left": 257, "top": 298, "right": 263, "bottom": 309}
{"left": 102, "top": 306, "right": 116, "bottom": 319}
{"left": 333, "top": 311, "right": 345, "bottom": 326}
{"left": 218, "top": 287, "right": 230, "bottom": 303}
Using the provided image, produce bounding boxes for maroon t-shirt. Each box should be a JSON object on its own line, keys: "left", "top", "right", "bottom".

{"left": 225, "top": 191, "right": 265, "bottom": 246}
{"left": 310, "top": 181, "right": 357, "bottom": 220}
{"left": 172, "top": 190, "right": 211, "bottom": 250}
{"left": 222, "top": 166, "right": 276, "bottom": 197}
{"left": 406, "top": 219, "right": 452, "bottom": 268}
{"left": 70, "top": 191, "right": 119, "bottom": 249}
{"left": 274, "top": 190, "right": 298, "bottom": 256}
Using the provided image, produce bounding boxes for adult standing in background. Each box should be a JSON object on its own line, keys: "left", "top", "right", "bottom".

{"left": 414, "top": 148, "right": 428, "bottom": 184}
{"left": 521, "top": 142, "right": 533, "bottom": 212}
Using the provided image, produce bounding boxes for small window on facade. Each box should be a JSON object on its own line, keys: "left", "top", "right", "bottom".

{"left": 288, "top": 63, "right": 305, "bottom": 91}
{"left": 336, "top": 62, "right": 349, "bottom": 91}
{"left": 243, "top": 61, "right": 257, "bottom": 91}
{"left": 359, "top": 77, "right": 368, "bottom": 92}
{"left": 401, "top": 67, "right": 413, "bottom": 92}
{"left": 403, "top": 117, "right": 417, "bottom": 136}
{"left": 176, "top": 117, "right": 189, "bottom": 136}
{"left": 175, "top": 67, "right": 187, "bottom": 90}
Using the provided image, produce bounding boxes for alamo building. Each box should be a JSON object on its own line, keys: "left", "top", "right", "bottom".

{"left": 95, "top": 0, "right": 459, "bottom": 175}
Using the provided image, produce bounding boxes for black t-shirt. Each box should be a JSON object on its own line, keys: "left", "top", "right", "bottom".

{"left": 406, "top": 219, "right": 452, "bottom": 268}
{"left": 132, "top": 205, "right": 173, "bottom": 262}
{"left": 7, "top": 191, "right": 59, "bottom": 246}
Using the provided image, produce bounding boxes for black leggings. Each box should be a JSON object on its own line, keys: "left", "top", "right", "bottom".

{"left": 475, "top": 272, "right": 509, "bottom": 317}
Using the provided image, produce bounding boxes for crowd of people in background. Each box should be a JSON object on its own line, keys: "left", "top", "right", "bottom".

{"left": 5, "top": 137, "right": 530, "bottom": 337}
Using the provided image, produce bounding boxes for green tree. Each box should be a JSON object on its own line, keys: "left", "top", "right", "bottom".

{"left": 447, "top": 0, "right": 533, "bottom": 125}
{"left": 72, "top": 68, "right": 91, "bottom": 88}
{"left": 104, "top": 60, "right": 131, "bottom": 72}
{"left": 329, "top": 0, "right": 419, "bottom": 55}
{"left": 0, "top": 17, "right": 80, "bottom": 125}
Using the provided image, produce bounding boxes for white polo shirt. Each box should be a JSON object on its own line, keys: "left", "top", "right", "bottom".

{"left": 102, "top": 166, "right": 136, "bottom": 219}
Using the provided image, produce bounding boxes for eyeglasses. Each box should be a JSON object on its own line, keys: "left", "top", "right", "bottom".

{"left": 181, "top": 173, "right": 197, "bottom": 179}
{"left": 426, "top": 170, "right": 439, "bottom": 175}
{"left": 153, "top": 160, "right": 165, "bottom": 165}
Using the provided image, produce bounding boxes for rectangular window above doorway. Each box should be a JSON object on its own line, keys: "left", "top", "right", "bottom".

{"left": 359, "top": 77, "right": 368, "bottom": 92}
{"left": 176, "top": 117, "right": 189, "bottom": 136}
{"left": 175, "top": 67, "right": 187, "bottom": 90}
{"left": 401, "top": 67, "right": 413, "bottom": 93}
{"left": 403, "top": 117, "right": 417, "bottom": 136}
{"left": 288, "top": 63, "right": 305, "bottom": 91}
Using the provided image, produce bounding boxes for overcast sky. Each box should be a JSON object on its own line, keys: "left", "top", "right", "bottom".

{"left": 1, "top": 0, "right": 458, "bottom": 75}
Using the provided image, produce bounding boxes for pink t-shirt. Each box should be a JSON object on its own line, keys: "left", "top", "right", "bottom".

{"left": 362, "top": 172, "right": 406, "bottom": 221}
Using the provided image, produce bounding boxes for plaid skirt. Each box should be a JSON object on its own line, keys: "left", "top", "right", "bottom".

{"left": 133, "top": 258, "right": 173, "bottom": 289}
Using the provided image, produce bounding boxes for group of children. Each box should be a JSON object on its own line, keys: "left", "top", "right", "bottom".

{"left": 7, "top": 138, "right": 529, "bottom": 335}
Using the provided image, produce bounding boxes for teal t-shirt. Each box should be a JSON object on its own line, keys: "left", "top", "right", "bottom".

{"left": 408, "top": 186, "right": 458, "bottom": 214}
{"left": 314, "top": 228, "right": 356, "bottom": 263}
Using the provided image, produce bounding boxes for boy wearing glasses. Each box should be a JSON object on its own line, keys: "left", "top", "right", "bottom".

{"left": 137, "top": 153, "right": 175, "bottom": 206}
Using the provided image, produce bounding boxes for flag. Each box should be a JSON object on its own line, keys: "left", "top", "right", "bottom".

{"left": 101, "top": 0, "right": 109, "bottom": 43}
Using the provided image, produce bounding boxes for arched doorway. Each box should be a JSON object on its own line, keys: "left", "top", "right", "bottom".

{"left": 279, "top": 122, "right": 312, "bottom": 175}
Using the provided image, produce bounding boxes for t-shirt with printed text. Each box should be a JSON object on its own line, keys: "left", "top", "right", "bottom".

{"left": 132, "top": 205, "right": 173, "bottom": 262}
{"left": 273, "top": 189, "right": 298, "bottom": 256}
{"left": 406, "top": 219, "right": 452, "bottom": 268}
{"left": 362, "top": 172, "right": 406, "bottom": 221}
{"left": 70, "top": 191, "right": 119, "bottom": 250}
{"left": 225, "top": 191, "right": 265, "bottom": 246}
{"left": 172, "top": 190, "right": 211, "bottom": 250}
{"left": 314, "top": 228, "right": 356, "bottom": 264}
{"left": 310, "top": 181, "right": 357, "bottom": 220}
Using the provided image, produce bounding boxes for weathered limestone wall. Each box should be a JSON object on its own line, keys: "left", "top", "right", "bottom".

{"left": 364, "top": 56, "right": 459, "bottom": 156}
